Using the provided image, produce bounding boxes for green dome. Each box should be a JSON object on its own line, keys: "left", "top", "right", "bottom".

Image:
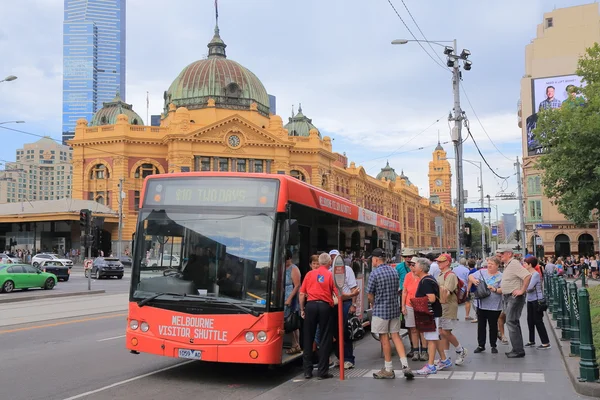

{"left": 284, "top": 104, "right": 321, "bottom": 138}
{"left": 90, "top": 93, "right": 144, "bottom": 126}
{"left": 164, "top": 27, "right": 270, "bottom": 117}
{"left": 376, "top": 161, "right": 398, "bottom": 182}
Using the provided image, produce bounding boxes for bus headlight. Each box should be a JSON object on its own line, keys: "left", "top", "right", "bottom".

{"left": 245, "top": 332, "right": 255, "bottom": 342}
{"left": 129, "top": 320, "right": 139, "bottom": 330}
{"left": 257, "top": 331, "right": 267, "bottom": 342}
{"left": 140, "top": 322, "right": 150, "bottom": 332}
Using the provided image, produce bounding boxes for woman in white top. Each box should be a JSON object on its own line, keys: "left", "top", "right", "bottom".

{"left": 469, "top": 257, "right": 503, "bottom": 354}
{"left": 524, "top": 257, "right": 551, "bottom": 350}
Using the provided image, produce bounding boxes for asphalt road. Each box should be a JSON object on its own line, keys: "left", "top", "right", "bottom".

{"left": 0, "top": 310, "right": 302, "bottom": 400}
{"left": 0, "top": 268, "right": 131, "bottom": 301}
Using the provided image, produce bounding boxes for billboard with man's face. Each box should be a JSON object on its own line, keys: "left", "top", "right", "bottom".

{"left": 526, "top": 74, "right": 586, "bottom": 156}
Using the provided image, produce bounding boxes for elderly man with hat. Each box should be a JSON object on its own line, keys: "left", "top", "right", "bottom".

{"left": 499, "top": 248, "right": 532, "bottom": 358}
{"left": 328, "top": 249, "right": 360, "bottom": 369}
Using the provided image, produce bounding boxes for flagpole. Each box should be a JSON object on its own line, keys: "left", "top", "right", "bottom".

{"left": 146, "top": 91, "right": 149, "bottom": 126}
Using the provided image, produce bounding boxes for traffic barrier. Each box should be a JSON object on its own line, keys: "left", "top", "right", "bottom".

{"left": 556, "top": 276, "right": 564, "bottom": 329}
{"left": 568, "top": 281, "right": 580, "bottom": 357}
{"left": 548, "top": 273, "right": 555, "bottom": 313}
{"left": 576, "top": 286, "right": 600, "bottom": 382}
{"left": 552, "top": 275, "right": 559, "bottom": 322}
{"left": 560, "top": 277, "right": 571, "bottom": 341}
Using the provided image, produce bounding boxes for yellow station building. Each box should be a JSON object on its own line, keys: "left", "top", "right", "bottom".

{"left": 68, "top": 25, "right": 457, "bottom": 255}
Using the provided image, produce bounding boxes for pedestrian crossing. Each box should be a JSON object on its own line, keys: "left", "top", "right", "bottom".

{"left": 363, "top": 370, "right": 546, "bottom": 382}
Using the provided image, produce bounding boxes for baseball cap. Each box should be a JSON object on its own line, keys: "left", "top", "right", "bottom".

{"left": 329, "top": 249, "right": 340, "bottom": 257}
{"left": 435, "top": 253, "right": 452, "bottom": 263}
{"left": 371, "top": 248, "right": 385, "bottom": 258}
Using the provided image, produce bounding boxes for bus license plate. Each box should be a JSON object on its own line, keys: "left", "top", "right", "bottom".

{"left": 178, "top": 349, "right": 202, "bottom": 360}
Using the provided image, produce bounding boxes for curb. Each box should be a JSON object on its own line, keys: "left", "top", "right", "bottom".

{"left": 0, "top": 290, "right": 106, "bottom": 304}
{"left": 546, "top": 313, "right": 600, "bottom": 398}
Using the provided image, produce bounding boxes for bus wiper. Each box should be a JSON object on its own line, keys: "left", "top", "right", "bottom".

{"left": 199, "top": 296, "right": 260, "bottom": 317}
{"left": 137, "top": 292, "right": 203, "bottom": 307}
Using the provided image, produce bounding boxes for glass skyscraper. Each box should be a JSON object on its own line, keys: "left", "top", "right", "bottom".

{"left": 62, "top": 0, "right": 126, "bottom": 144}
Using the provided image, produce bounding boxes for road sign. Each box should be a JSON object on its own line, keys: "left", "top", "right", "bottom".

{"left": 465, "top": 207, "right": 491, "bottom": 213}
{"left": 536, "top": 224, "right": 552, "bottom": 229}
{"left": 492, "top": 227, "right": 498, "bottom": 236}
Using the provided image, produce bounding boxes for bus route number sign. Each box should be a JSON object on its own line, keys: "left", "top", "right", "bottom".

{"left": 333, "top": 255, "right": 346, "bottom": 290}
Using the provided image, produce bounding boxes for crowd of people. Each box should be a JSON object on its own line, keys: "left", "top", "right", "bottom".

{"left": 285, "top": 245, "right": 556, "bottom": 380}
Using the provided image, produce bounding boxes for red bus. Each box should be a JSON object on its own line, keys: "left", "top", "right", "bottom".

{"left": 127, "top": 172, "right": 401, "bottom": 365}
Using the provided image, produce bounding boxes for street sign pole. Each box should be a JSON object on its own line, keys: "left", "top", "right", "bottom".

{"left": 333, "top": 255, "right": 346, "bottom": 381}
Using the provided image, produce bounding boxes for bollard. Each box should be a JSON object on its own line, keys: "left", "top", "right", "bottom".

{"left": 548, "top": 273, "right": 555, "bottom": 314}
{"left": 577, "top": 286, "right": 600, "bottom": 382}
{"left": 552, "top": 275, "right": 559, "bottom": 322}
{"left": 559, "top": 277, "right": 570, "bottom": 339}
{"left": 544, "top": 273, "right": 550, "bottom": 302}
{"left": 568, "top": 282, "right": 580, "bottom": 357}
{"left": 556, "top": 276, "right": 564, "bottom": 329}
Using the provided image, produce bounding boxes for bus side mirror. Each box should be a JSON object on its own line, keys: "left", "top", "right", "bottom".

{"left": 285, "top": 220, "right": 299, "bottom": 246}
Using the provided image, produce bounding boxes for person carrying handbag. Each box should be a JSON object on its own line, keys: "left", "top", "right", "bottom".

{"left": 524, "top": 257, "right": 551, "bottom": 350}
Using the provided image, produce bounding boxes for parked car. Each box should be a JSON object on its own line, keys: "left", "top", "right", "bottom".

{"left": 32, "top": 253, "right": 73, "bottom": 268}
{"left": 0, "top": 253, "right": 22, "bottom": 264}
{"left": 40, "top": 260, "right": 71, "bottom": 281}
{"left": 0, "top": 264, "right": 57, "bottom": 293}
{"left": 143, "top": 254, "right": 181, "bottom": 269}
{"left": 85, "top": 257, "right": 124, "bottom": 279}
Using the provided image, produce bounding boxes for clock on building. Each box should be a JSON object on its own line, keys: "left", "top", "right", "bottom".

{"left": 228, "top": 134, "right": 241, "bottom": 148}
{"left": 435, "top": 179, "right": 443, "bottom": 186}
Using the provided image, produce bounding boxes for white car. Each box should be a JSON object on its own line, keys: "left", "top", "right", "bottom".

{"left": 0, "top": 253, "right": 21, "bottom": 264}
{"left": 32, "top": 253, "right": 74, "bottom": 268}
{"left": 145, "top": 254, "right": 181, "bottom": 268}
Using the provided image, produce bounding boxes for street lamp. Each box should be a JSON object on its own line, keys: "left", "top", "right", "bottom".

{"left": 0, "top": 75, "right": 17, "bottom": 83}
{"left": 393, "top": 38, "right": 473, "bottom": 259}
{"left": 0, "top": 121, "right": 25, "bottom": 125}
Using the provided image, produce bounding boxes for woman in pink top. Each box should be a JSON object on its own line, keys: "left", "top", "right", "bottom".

{"left": 402, "top": 259, "right": 428, "bottom": 362}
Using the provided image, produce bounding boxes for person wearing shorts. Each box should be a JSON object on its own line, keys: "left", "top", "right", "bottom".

{"left": 402, "top": 258, "right": 428, "bottom": 361}
{"left": 367, "top": 248, "right": 414, "bottom": 380}
{"left": 411, "top": 257, "right": 446, "bottom": 375}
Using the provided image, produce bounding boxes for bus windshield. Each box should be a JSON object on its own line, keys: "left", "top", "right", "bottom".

{"left": 131, "top": 209, "right": 276, "bottom": 311}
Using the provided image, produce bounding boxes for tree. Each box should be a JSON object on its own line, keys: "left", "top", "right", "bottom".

{"left": 464, "top": 217, "right": 488, "bottom": 257}
{"left": 535, "top": 43, "right": 600, "bottom": 224}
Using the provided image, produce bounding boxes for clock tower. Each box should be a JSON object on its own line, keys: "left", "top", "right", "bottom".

{"left": 428, "top": 142, "right": 452, "bottom": 206}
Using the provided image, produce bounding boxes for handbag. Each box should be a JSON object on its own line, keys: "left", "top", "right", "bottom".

{"left": 473, "top": 271, "right": 491, "bottom": 299}
{"left": 284, "top": 310, "right": 301, "bottom": 333}
{"left": 535, "top": 283, "right": 548, "bottom": 312}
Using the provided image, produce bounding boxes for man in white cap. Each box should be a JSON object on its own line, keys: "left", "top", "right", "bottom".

{"left": 329, "top": 249, "right": 360, "bottom": 369}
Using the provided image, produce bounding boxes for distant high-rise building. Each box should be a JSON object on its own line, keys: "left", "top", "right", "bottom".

{"left": 0, "top": 137, "right": 73, "bottom": 204}
{"left": 150, "top": 115, "right": 161, "bottom": 127}
{"left": 62, "top": 0, "right": 126, "bottom": 144}
{"left": 502, "top": 213, "right": 517, "bottom": 241}
{"left": 268, "top": 94, "right": 276, "bottom": 115}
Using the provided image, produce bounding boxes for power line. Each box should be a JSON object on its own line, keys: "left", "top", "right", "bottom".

{"left": 364, "top": 140, "right": 454, "bottom": 173}
{"left": 398, "top": 0, "right": 448, "bottom": 68}
{"left": 463, "top": 116, "right": 510, "bottom": 180}
{"left": 385, "top": 0, "right": 450, "bottom": 72}
{"left": 460, "top": 82, "right": 513, "bottom": 161}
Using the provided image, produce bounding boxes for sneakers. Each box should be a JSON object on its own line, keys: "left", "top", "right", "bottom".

{"left": 471, "top": 319, "right": 478, "bottom": 323}
{"left": 407, "top": 349, "right": 416, "bottom": 358}
{"left": 419, "top": 351, "right": 429, "bottom": 362}
{"left": 473, "top": 346, "right": 485, "bottom": 353}
{"left": 455, "top": 348, "right": 467, "bottom": 365}
{"left": 436, "top": 358, "right": 453, "bottom": 370}
{"left": 332, "top": 359, "right": 355, "bottom": 369}
{"left": 491, "top": 347, "right": 498, "bottom": 354}
{"left": 411, "top": 351, "right": 420, "bottom": 361}
{"left": 500, "top": 336, "right": 509, "bottom": 345}
{"left": 373, "top": 368, "right": 395, "bottom": 379}
{"left": 525, "top": 342, "right": 535, "bottom": 347}
{"left": 402, "top": 365, "right": 415, "bottom": 380}
{"left": 343, "top": 361, "right": 355, "bottom": 369}
{"left": 537, "top": 344, "right": 552, "bottom": 350}
{"left": 416, "top": 364, "right": 437, "bottom": 375}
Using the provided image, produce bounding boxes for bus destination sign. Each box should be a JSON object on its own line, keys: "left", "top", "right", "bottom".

{"left": 143, "top": 178, "right": 279, "bottom": 209}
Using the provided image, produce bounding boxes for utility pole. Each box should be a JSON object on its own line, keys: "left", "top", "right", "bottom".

{"left": 450, "top": 39, "right": 465, "bottom": 260}
{"left": 515, "top": 157, "right": 527, "bottom": 254}
{"left": 487, "top": 195, "right": 493, "bottom": 253}
{"left": 478, "top": 165, "right": 486, "bottom": 258}
{"left": 118, "top": 177, "right": 124, "bottom": 257}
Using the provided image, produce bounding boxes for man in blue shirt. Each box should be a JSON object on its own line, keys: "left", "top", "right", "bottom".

{"left": 368, "top": 248, "right": 414, "bottom": 380}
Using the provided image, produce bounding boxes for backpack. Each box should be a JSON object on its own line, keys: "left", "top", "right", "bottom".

{"left": 444, "top": 270, "right": 468, "bottom": 304}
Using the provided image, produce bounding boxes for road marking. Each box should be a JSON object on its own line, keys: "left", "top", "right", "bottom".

{"left": 97, "top": 334, "right": 126, "bottom": 342}
{"left": 61, "top": 361, "right": 194, "bottom": 400}
{"left": 362, "top": 370, "right": 545, "bottom": 382}
{"left": 0, "top": 313, "right": 126, "bottom": 334}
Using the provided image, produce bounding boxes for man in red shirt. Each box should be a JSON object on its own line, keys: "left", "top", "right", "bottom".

{"left": 299, "top": 252, "right": 336, "bottom": 380}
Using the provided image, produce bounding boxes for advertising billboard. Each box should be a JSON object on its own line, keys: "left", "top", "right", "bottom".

{"left": 527, "top": 74, "right": 585, "bottom": 156}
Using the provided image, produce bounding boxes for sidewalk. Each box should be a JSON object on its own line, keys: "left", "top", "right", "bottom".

{"left": 255, "top": 305, "right": 591, "bottom": 400}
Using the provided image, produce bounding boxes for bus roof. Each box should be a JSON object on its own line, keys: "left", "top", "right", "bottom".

{"left": 142, "top": 172, "right": 401, "bottom": 233}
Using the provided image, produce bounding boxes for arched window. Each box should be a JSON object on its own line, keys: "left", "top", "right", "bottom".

{"left": 90, "top": 164, "right": 109, "bottom": 180}
{"left": 132, "top": 118, "right": 139, "bottom": 125}
{"left": 135, "top": 163, "right": 159, "bottom": 179}
{"left": 100, "top": 116, "right": 107, "bottom": 125}
{"left": 290, "top": 170, "right": 306, "bottom": 182}
{"left": 96, "top": 195, "right": 105, "bottom": 205}
{"left": 321, "top": 175, "right": 328, "bottom": 189}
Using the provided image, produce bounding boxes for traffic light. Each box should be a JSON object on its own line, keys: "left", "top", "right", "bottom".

{"left": 464, "top": 222, "right": 472, "bottom": 247}
{"left": 79, "top": 209, "right": 91, "bottom": 230}
{"left": 514, "top": 229, "right": 521, "bottom": 243}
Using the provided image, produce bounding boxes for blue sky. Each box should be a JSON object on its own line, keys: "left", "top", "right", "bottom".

{"left": 0, "top": 0, "right": 594, "bottom": 228}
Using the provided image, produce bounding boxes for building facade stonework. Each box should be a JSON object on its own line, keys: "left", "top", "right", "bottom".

{"left": 519, "top": 3, "right": 600, "bottom": 257}
{"left": 69, "top": 25, "right": 457, "bottom": 254}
